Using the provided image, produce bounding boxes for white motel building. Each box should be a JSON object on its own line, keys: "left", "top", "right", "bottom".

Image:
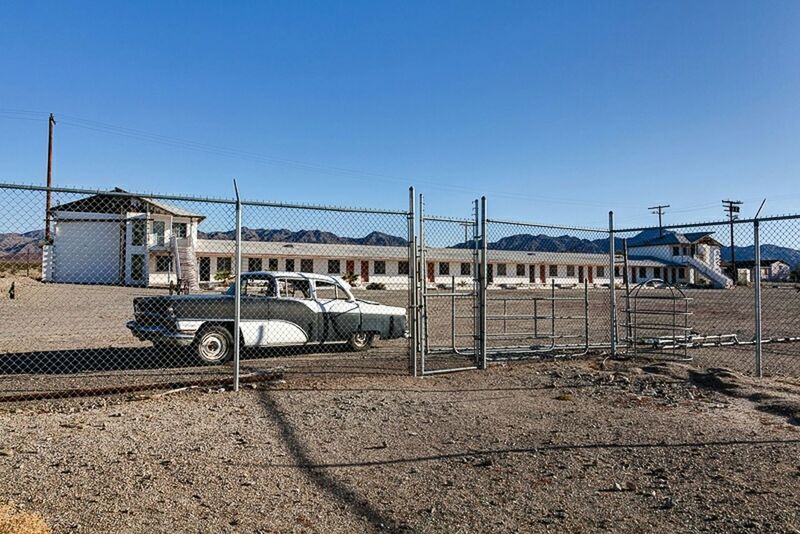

{"left": 41, "top": 190, "right": 736, "bottom": 290}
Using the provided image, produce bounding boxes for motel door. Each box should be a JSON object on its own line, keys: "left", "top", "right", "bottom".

{"left": 427, "top": 262, "right": 435, "bottom": 283}
{"left": 199, "top": 257, "right": 211, "bottom": 282}
{"left": 578, "top": 266, "right": 585, "bottom": 283}
{"left": 346, "top": 260, "right": 355, "bottom": 276}
{"left": 360, "top": 261, "right": 369, "bottom": 282}
{"left": 540, "top": 265, "right": 546, "bottom": 284}
{"left": 529, "top": 265, "right": 536, "bottom": 283}
{"left": 587, "top": 266, "right": 593, "bottom": 284}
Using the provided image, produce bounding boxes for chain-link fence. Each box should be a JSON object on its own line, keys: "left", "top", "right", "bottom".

{"left": 0, "top": 183, "right": 413, "bottom": 401}
{"left": 613, "top": 215, "right": 800, "bottom": 376}
{"left": 2, "top": 181, "right": 799, "bottom": 402}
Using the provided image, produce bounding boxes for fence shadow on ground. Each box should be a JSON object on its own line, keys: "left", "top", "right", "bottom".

{"left": 0, "top": 344, "right": 407, "bottom": 376}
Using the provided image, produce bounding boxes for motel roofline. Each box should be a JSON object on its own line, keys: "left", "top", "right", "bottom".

{"left": 193, "top": 238, "right": 675, "bottom": 267}
{"left": 50, "top": 188, "right": 206, "bottom": 221}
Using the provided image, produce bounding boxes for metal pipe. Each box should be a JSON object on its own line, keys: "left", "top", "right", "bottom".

{"left": 608, "top": 211, "right": 617, "bottom": 357}
{"left": 584, "top": 279, "right": 590, "bottom": 354}
{"left": 418, "top": 193, "right": 427, "bottom": 373}
{"left": 754, "top": 219, "right": 763, "bottom": 377}
{"left": 408, "top": 187, "right": 418, "bottom": 377}
{"left": 480, "top": 196, "right": 488, "bottom": 369}
{"left": 232, "top": 179, "right": 242, "bottom": 392}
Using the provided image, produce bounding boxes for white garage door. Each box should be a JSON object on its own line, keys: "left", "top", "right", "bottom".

{"left": 53, "top": 221, "right": 122, "bottom": 284}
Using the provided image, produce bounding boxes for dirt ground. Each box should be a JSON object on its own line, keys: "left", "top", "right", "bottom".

{"left": 2, "top": 357, "right": 800, "bottom": 533}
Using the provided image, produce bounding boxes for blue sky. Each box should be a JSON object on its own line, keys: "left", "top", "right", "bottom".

{"left": 2, "top": 1, "right": 800, "bottom": 229}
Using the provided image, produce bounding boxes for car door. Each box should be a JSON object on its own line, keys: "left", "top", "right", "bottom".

{"left": 267, "top": 278, "right": 317, "bottom": 345}
{"left": 239, "top": 275, "right": 274, "bottom": 346}
{"left": 314, "top": 280, "right": 360, "bottom": 342}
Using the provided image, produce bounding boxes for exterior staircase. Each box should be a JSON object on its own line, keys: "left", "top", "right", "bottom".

{"left": 686, "top": 256, "right": 733, "bottom": 289}
{"left": 172, "top": 236, "right": 199, "bottom": 291}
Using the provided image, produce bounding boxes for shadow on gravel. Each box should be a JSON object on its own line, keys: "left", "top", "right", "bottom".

{"left": 267, "top": 437, "right": 800, "bottom": 470}
{"left": 0, "top": 344, "right": 405, "bottom": 375}
{"left": 259, "top": 390, "right": 399, "bottom": 531}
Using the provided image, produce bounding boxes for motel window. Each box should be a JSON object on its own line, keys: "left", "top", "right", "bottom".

{"left": 596, "top": 266, "right": 605, "bottom": 278}
{"left": 172, "top": 222, "right": 188, "bottom": 238}
{"left": 155, "top": 255, "right": 172, "bottom": 273}
{"left": 496, "top": 263, "right": 507, "bottom": 276}
{"left": 268, "top": 258, "right": 279, "bottom": 271}
{"left": 328, "top": 259, "right": 341, "bottom": 274}
{"left": 131, "top": 220, "right": 146, "bottom": 246}
{"left": 516, "top": 264, "right": 526, "bottom": 277}
{"left": 639, "top": 267, "right": 647, "bottom": 278}
{"left": 374, "top": 260, "right": 386, "bottom": 275}
{"left": 216, "top": 257, "right": 232, "bottom": 274}
{"left": 678, "top": 267, "right": 686, "bottom": 278}
{"left": 683, "top": 246, "right": 689, "bottom": 256}
{"left": 300, "top": 259, "right": 314, "bottom": 272}
{"left": 438, "top": 262, "right": 449, "bottom": 276}
{"left": 131, "top": 254, "right": 145, "bottom": 281}
{"left": 398, "top": 261, "right": 409, "bottom": 275}
{"left": 549, "top": 265, "right": 558, "bottom": 277}
{"left": 285, "top": 259, "right": 295, "bottom": 272}
{"left": 248, "top": 257, "right": 263, "bottom": 272}
{"left": 672, "top": 246, "right": 680, "bottom": 256}
{"left": 152, "top": 221, "right": 165, "bottom": 246}
{"left": 461, "top": 262, "right": 471, "bottom": 276}
{"left": 614, "top": 266, "right": 621, "bottom": 277}
{"left": 566, "top": 265, "right": 575, "bottom": 277}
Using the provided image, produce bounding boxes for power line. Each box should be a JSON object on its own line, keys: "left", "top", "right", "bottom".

{"left": 0, "top": 108, "right": 641, "bottom": 208}
{"left": 722, "top": 199, "right": 743, "bottom": 283}
{"left": 647, "top": 204, "right": 669, "bottom": 235}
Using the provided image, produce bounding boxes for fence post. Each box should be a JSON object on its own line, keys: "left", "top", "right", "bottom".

{"left": 418, "top": 193, "right": 427, "bottom": 372}
{"left": 608, "top": 211, "right": 617, "bottom": 357}
{"left": 753, "top": 219, "right": 763, "bottom": 378}
{"left": 480, "top": 196, "right": 488, "bottom": 370}
{"left": 232, "top": 180, "right": 242, "bottom": 392}
{"left": 408, "top": 187, "right": 418, "bottom": 377}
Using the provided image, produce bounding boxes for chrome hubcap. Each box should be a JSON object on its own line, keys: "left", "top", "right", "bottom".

{"left": 353, "top": 332, "right": 368, "bottom": 346}
{"left": 200, "top": 334, "right": 226, "bottom": 361}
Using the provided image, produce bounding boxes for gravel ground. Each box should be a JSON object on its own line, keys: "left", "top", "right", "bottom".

{"left": 2, "top": 358, "right": 800, "bottom": 533}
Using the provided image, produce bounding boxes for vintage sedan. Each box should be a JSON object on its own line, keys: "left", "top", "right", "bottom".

{"left": 127, "top": 271, "right": 408, "bottom": 364}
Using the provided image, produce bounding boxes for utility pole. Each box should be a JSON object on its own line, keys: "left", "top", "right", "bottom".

{"left": 648, "top": 204, "right": 669, "bottom": 236}
{"left": 44, "top": 113, "right": 56, "bottom": 242}
{"left": 722, "top": 199, "right": 742, "bottom": 283}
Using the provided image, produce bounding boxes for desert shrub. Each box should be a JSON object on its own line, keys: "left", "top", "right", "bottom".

{"left": 341, "top": 271, "right": 358, "bottom": 285}
{"left": 365, "top": 282, "right": 386, "bottom": 290}
{"left": 0, "top": 502, "right": 51, "bottom": 534}
{"left": 214, "top": 270, "right": 231, "bottom": 282}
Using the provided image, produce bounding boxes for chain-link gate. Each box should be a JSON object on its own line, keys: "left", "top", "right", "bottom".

{"left": 413, "top": 194, "right": 486, "bottom": 375}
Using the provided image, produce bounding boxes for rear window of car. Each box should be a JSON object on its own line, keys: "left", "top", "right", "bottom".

{"left": 277, "top": 278, "right": 311, "bottom": 299}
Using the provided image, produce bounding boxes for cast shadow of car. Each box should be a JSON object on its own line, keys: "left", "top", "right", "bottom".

{"left": 0, "top": 344, "right": 386, "bottom": 376}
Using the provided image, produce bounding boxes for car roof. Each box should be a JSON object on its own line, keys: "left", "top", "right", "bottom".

{"left": 242, "top": 271, "right": 339, "bottom": 283}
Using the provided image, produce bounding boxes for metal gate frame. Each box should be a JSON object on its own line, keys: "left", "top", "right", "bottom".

{"left": 412, "top": 194, "right": 488, "bottom": 375}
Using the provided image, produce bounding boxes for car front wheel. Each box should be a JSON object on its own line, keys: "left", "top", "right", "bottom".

{"left": 195, "top": 325, "right": 234, "bottom": 365}
{"left": 347, "top": 331, "right": 374, "bottom": 351}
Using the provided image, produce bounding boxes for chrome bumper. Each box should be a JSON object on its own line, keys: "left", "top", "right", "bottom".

{"left": 126, "top": 321, "right": 195, "bottom": 346}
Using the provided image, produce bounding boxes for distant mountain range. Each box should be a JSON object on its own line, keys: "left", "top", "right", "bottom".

{"left": 0, "top": 230, "right": 44, "bottom": 262}
{"left": 198, "top": 228, "right": 408, "bottom": 247}
{"left": 2, "top": 228, "right": 800, "bottom": 269}
{"left": 721, "top": 245, "right": 800, "bottom": 269}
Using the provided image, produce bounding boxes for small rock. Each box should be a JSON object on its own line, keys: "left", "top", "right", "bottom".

{"left": 0, "top": 449, "right": 13, "bottom": 457}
